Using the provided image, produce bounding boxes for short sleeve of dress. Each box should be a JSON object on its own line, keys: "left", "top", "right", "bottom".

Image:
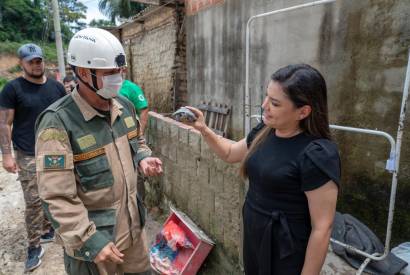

{"left": 246, "top": 122, "right": 265, "bottom": 148}
{"left": 299, "top": 139, "right": 341, "bottom": 191}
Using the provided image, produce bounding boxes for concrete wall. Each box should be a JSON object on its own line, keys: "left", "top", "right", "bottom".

{"left": 145, "top": 112, "right": 360, "bottom": 274}
{"left": 146, "top": 112, "right": 244, "bottom": 273}
{"left": 185, "top": 0, "right": 410, "bottom": 246}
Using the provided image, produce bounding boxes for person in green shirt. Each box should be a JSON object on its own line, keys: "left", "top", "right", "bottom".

{"left": 119, "top": 72, "right": 150, "bottom": 201}
{"left": 119, "top": 78, "right": 149, "bottom": 134}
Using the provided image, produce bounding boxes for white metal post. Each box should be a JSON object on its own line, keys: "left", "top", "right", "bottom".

{"left": 51, "top": 0, "right": 66, "bottom": 79}
{"left": 244, "top": 0, "right": 337, "bottom": 134}
{"left": 244, "top": 1, "right": 410, "bottom": 273}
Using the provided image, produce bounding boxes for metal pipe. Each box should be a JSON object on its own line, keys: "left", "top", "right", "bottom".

{"left": 356, "top": 257, "right": 374, "bottom": 275}
{"left": 251, "top": 122, "right": 397, "bottom": 172}
{"left": 330, "top": 238, "right": 385, "bottom": 261}
{"left": 329, "top": 51, "right": 410, "bottom": 270}
{"left": 384, "top": 49, "right": 410, "bottom": 253}
{"left": 244, "top": 0, "right": 337, "bottom": 134}
{"left": 330, "top": 124, "right": 396, "bottom": 172}
{"left": 244, "top": 2, "right": 410, "bottom": 272}
{"left": 330, "top": 125, "right": 396, "bottom": 159}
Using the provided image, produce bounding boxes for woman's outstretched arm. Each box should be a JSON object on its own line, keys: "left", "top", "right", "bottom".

{"left": 184, "top": 106, "right": 248, "bottom": 163}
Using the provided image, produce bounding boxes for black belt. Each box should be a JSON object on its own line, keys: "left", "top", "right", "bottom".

{"left": 246, "top": 200, "right": 296, "bottom": 275}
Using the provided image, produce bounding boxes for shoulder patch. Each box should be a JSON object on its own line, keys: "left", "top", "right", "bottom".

{"left": 39, "top": 128, "right": 68, "bottom": 143}
{"left": 76, "top": 134, "right": 96, "bottom": 150}
{"left": 124, "top": 116, "right": 135, "bottom": 128}
{"left": 44, "top": 155, "right": 66, "bottom": 170}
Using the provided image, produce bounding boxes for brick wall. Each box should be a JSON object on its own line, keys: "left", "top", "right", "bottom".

{"left": 185, "top": 0, "right": 225, "bottom": 15}
{"left": 146, "top": 112, "right": 244, "bottom": 274}
{"left": 113, "top": 4, "right": 187, "bottom": 113}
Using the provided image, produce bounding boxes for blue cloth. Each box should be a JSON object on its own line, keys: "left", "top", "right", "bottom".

{"left": 392, "top": 242, "right": 410, "bottom": 274}
{"left": 150, "top": 238, "right": 178, "bottom": 262}
{"left": 332, "top": 212, "right": 408, "bottom": 274}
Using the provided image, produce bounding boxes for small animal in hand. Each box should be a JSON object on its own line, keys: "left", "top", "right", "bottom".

{"left": 172, "top": 107, "right": 197, "bottom": 123}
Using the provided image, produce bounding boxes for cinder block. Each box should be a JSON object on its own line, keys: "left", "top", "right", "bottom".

{"left": 223, "top": 230, "right": 240, "bottom": 261}
{"left": 196, "top": 158, "right": 209, "bottom": 180}
{"left": 214, "top": 157, "right": 230, "bottom": 173}
{"left": 163, "top": 162, "right": 174, "bottom": 197}
{"left": 148, "top": 132, "right": 157, "bottom": 147}
{"left": 148, "top": 115, "right": 157, "bottom": 130}
{"left": 177, "top": 146, "right": 193, "bottom": 168}
{"left": 196, "top": 160, "right": 211, "bottom": 227}
{"left": 221, "top": 174, "right": 242, "bottom": 259}
{"left": 213, "top": 193, "right": 225, "bottom": 242}
{"left": 187, "top": 169, "right": 200, "bottom": 218}
{"left": 168, "top": 145, "right": 177, "bottom": 161}
{"left": 200, "top": 137, "right": 213, "bottom": 161}
{"left": 160, "top": 138, "right": 169, "bottom": 158}
{"left": 198, "top": 179, "right": 214, "bottom": 234}
{"left": 179, "top": 126, "right": 189, "bottom": 144}
{"left": 156, "top": 118, "right": 164, "bottom": 135}
{"left": 169, "top": 122, "right": 179, "bottom": 140}
{"left": 189, "top": 130, "right": 201, "bottom": 155}
{"left": 162, "top": 119, "right": 170, "bottom": 137}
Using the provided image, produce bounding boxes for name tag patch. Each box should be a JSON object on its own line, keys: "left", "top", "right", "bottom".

{"left": 77, "top": 134, "right": 96, "bottom": 150}
{"left": 124, "top": 116, "right": 135, "bottom": 128}
{"left": 44, "top": 155, "right": 66, "bottom": 170}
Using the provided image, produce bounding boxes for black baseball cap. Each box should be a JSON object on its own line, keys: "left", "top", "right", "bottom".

{"left": 17, "top": 43, "right": 43, "bottom": 61}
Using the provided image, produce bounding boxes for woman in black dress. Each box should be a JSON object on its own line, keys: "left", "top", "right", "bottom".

{"left": 185, "top": 64, "right": 340, "bottom": 275}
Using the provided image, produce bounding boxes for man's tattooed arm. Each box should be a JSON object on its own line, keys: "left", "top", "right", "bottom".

{"left": 0, "top": 107, "right": 14, "bottom": 155}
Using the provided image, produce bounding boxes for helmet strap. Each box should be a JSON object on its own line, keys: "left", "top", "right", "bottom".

{"left": 90, "top": 69, "right": 99, "bottom": 90}
{"left": 71, "top": 66, "right": 110, "bottom": 101}
{"left": 76, "top": 73, "right": 98, "bottom": 92}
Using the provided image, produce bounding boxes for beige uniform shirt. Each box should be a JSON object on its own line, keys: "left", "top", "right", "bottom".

{"left": 35, "top": 89, "right": 151, "bottom": 266}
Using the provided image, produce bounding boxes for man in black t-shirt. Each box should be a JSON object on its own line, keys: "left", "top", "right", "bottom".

{"left": 0, "top": 43, "right": 66, "bottom": 272}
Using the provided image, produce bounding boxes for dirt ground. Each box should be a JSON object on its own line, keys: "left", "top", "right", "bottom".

{"left": 0, "top": 156, "right": 357, "bottom": 275}
{"left": 0, "top": 159, "right": 162, "bottom": 275}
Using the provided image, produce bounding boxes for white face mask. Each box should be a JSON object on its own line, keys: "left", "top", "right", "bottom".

{"left": 96, "top": 73, "right": 123, "bottom": 99}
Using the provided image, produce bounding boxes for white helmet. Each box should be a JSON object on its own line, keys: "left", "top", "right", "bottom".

{"left": 67, "top": 28, "right": 126, "bottom": 69}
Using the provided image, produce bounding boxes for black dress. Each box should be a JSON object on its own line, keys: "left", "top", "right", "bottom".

{"left": 243, "top": 123, "right": 340, "bottom": 275}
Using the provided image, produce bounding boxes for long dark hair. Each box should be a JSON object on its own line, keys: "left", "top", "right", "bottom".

{"left": 240, "top": 64, "right": 331, "bottom": 178}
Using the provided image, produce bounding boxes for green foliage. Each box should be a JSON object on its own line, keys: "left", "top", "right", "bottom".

{"left": 0, "top": 41, "right": 63, "bottom": 63}
{"left": 0, "top": 41, "right": 23, "bottom": 55}
{"left": 89, "top": 19, "right": 116, "bottom": 28}
{"left": 98, "top": 0, "right": 146, "bottom": 23}
{"left": 0, "top": 0, "right": 44, "bottom": 42}
{"left": 58, "top": 0, "right": 88, "bottom": 39}
{"left": 7, "top": 65, "right": 21, "bottom": 74}
{"left": 0, "top": 77, "right": 8, "bottom": 92}
{"left": 0, "top": 0, "right": 87, "bottom": 44}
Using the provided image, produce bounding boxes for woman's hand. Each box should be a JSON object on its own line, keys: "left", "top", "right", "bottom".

{"left": 182, "top": 106, "right": 207, "bottom": 133}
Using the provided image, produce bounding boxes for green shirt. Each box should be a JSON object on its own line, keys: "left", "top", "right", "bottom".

{"left": 119, "top": 80, "right": 148, "bottom": 115}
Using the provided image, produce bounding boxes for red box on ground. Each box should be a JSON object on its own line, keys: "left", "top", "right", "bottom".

{"left": 150, "top": 207, "right": 215, "bottom": 275}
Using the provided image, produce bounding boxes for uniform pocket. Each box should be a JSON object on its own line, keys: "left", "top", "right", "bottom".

{"left": 72, "top": 209, "right": 116, "bottom": 262}
{"left": 88, "top": 209, "right": 116, "bottom": 242}
{"left": 15, "top": 152, "right": 36, "bottom": 181}
{"left": 75, "top": 155, "right": 114, "bottom": 192}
